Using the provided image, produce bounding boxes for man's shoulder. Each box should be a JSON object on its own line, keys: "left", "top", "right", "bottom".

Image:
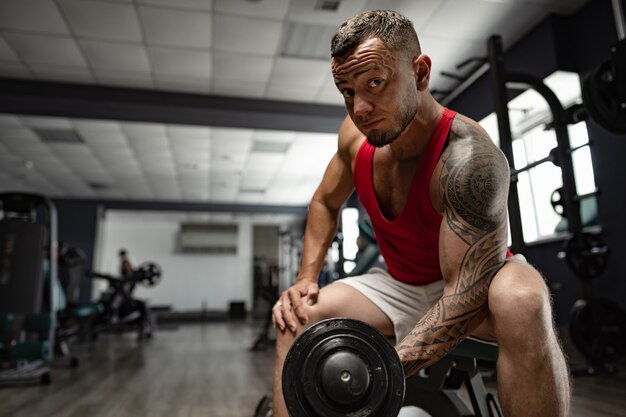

{"left": 444, "top": 112, "right": 509, "bottom": 174}
{"left": 448, "top": 112, "right": 492, "bottom": 144}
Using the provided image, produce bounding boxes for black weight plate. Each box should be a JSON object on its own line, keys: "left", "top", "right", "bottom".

{"left": 570, "top": 298, "right": 626, "bottom": 365}
{"left": 136, "top": 262, "right": 162, "bottom": 287}
{"left": 550, "top": 188, "right": 565, "bottom": 217}
{"left": 582, "top": 60, "right": 626, "bottom": 134}
{"left": 564, "top": 232, "right": 609, "bottom": 280}
{"left": 282, "top": 318, "right": 404, "bottom": 417}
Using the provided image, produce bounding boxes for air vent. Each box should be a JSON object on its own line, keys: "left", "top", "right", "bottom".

{"left": 251, "top": 140, "right": 290, "bottom": 153}
{"left": 315, "top": 0, "right": 341, "bottom": 11}
{"left": 34, "top": 129, "right": 84, "bottom": 144}
{"left": 177, "top": 223, "right": 238, "bottom": 254}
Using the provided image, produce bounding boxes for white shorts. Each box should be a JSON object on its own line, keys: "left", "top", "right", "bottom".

{"left": 334, "top": 267, "right": 445, "bottom": 343}
{"left": 335, "top": 255, "right": 527, "bottom": 345}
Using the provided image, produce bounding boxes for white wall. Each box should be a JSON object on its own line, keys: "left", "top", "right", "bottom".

{"left": 95, "top": 212, "right": 253, "bottom": 312}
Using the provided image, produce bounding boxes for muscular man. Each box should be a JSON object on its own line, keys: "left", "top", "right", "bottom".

{"left": 272, "top": 10, "right": 570, "bottom": 417}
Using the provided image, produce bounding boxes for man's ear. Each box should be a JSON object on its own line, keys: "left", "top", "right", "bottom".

{"left": 414, "top": 54, "right": 431, "bottom": 88}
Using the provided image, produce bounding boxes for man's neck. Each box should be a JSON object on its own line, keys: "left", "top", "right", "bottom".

{"left": 386, "top": 97, "right": 443, "bottom": 161}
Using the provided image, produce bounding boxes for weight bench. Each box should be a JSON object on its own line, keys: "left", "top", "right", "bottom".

{"left": 404, "top": 338, "right": 502, "bottom": 417}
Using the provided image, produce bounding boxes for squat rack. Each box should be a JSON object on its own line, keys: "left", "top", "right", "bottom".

{"left": 486, "top": 34, "right": 584, "bottom": 253}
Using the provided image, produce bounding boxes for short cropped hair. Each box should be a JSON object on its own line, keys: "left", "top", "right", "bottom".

{"left": 331, "top": 10, "right": 421, "bottom": 61}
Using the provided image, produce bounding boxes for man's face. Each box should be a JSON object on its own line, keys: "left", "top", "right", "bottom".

{"left": 332, "top": 38, "right": 420, "bottom": 147}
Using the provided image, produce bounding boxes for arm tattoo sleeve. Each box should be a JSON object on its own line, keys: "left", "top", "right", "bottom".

{"left": 397, "top": 122, "right": 510, "bottom": 378}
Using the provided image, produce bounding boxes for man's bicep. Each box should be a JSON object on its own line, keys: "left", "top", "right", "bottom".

{"left": 438, "top": 138, "right": 510, "bottom": 292}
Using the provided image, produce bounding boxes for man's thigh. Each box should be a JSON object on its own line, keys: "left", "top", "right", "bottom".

{"left": 309, "top": 270, "right": 444, "bottom": 342}
{"left": 306, "top": 281, "right": 396, "bottom": 337}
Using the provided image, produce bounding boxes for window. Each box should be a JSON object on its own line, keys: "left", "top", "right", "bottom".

{"left": 479, "top": 71, "right": 597, "bottom": 244}
{"left": 340, "top": 207, "right": 359, "bottom": 274}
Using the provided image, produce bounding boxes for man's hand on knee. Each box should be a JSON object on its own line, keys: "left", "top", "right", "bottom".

{"left": 272, "top": 279, "right": 319, "bottom": 333}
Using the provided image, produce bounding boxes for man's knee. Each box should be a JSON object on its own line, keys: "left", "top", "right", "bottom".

{"left": 275, "top": 287, "right": 341, "bottom": 345}
{"left": 489, "top": 262, "right": 553, "bottom": 341}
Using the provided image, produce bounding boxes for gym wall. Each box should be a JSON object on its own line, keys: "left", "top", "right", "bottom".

{"left": 95, "top": 211, "right": 254, "bottom": 313}
{"left": 451, "top": 0, "right": 626, "bottom": 324}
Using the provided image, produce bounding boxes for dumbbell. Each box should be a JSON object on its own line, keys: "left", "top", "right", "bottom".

{"left": 282, "top": 318, "right": 405, "bottom": 417}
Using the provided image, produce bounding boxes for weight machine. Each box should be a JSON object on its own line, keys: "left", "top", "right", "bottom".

{"left": 0, "top": 193, "right": 57, "bottom": 386}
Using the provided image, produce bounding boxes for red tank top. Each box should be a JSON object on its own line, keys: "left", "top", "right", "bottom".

{"left": 352, "top": 108, "right": 456, "bottom": 285}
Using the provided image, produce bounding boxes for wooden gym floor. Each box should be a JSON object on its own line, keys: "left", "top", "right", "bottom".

{"left": 0, "top": 322, "right": 624, "bottom": 417}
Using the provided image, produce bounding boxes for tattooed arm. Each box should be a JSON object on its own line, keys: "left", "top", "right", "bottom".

{"left": 397, "top": 119, "right": 510, "bottom": 378}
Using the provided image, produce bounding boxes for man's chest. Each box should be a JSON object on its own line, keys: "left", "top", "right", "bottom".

{"left": 370, "top": 155, "right": 445, "bottom": 220}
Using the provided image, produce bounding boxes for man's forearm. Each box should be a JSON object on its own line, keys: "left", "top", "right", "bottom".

{"left": 396, "top": 289, "right": 488, "bottom": 377}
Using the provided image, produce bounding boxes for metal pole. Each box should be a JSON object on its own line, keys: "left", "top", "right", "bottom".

{"left": 487, "top": 35, "right": 526, "bottom": 254}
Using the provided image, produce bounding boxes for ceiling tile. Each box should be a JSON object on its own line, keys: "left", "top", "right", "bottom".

{"left": 211, "top": 51, "right": 273, "bottom": 82}
{"left": 213, "top": 14, "right": 284, "bottom": 55}
{"left": 171, "top": 144, "right": 210, "bottom": 156}
{"left": 0, "top": 115, "right": 23, "bottom": 127}
{"left": 49, "top": 143, "right": 95, "bottom": 158}
{"left": 30, "top": 65, "right": 95, "bottom": 84}
{"left": 237, "top": 192, "right": 264, "bottom": 203}
{"left": 245, "top": 153, "right": 283, "bottom": 172}
{"left": 211, "top": 78, "right": 267, "bottom": 98}
{"left": 167, "top": 125, "right": 210, "bottom": 141}
{"left": 74, "top": 119, "right": 121, "bottom": 132}
{"left": 4, "top": 33, "right": 87, "bottom": 67}
{"left": 95, "top": 70, "right": 155, "bottom": 89}
{"left": 269, "top": 57, "right": 329, "bottom": 87}
{"left": 0, "top": 126, "right": 39, "bottom": 141}
{"left": 97, "top": 188, "right": 128, "bottom": 199}
{"left": 214, "top": 0, "right": 289, "bottom": 19}
{"left": 265, "top": 83, "right": 318, "bottom": 102}
{"left": 252, "top": 130, "right": 295, "bottom": 143}
{"left": 22, "top": 116, "right": 73, "bottom": 129}
{"left": 128, "top": 139, "right": 170, "bottom": 153}
{"left": 211, "top": 128, "right": 253, "bottom": 151}
{"left": 0, "top": 0, "right": 70, "bottom": 35}
{"left": 79, "top": 131, "right": 127, "bottom": 147}
{"left": 0, "top": 35, "right": 20, "bottom": 62}
{"left": 122, "top": 122, "right": 167, "bottom": 137}
{"left": 58, "top": 0, "right": 143, "bottom": 42}
{"left": 211, "top": 158, "right": 245, "bottom": 175}
{"left": 149, "top": 46, "right": 211, "bottom": 77}
{"left": 0, "top": 62, "right": 32, "bottom": 79}
{"left": 80, "top": 40, "right": 151, "bottom": 73}
{"left": 92, "top": 146, "right": 135, "bottom": 159}
{"left": 155, "top": 74, "right": 212, "bottom": 94}
{"left": 280, "top": 22, "right": 337, "bottom": 60}
{"left": 10, "top": 147, "right": 48, "bottom": 160}
{"left": 139, "top": 5, "right": 212, "bottom": 49}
